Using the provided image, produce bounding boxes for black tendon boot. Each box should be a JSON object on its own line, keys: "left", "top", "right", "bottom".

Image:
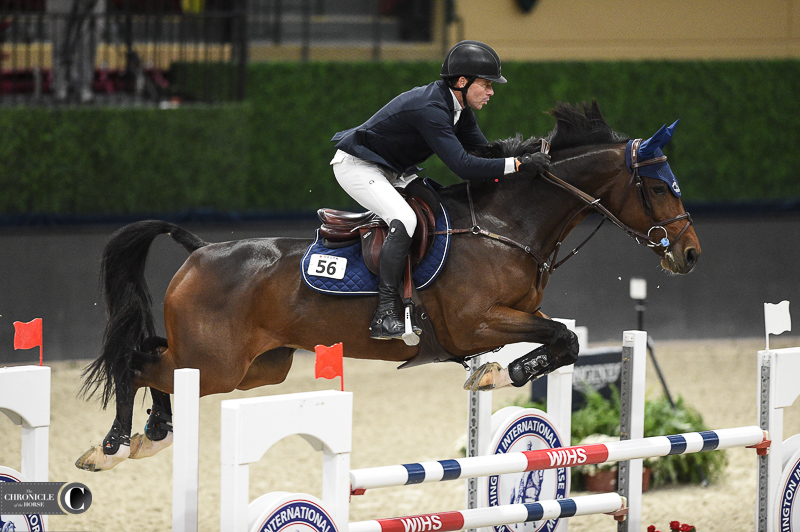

{"left": 507, "top": 345, "right": 557, "bottom": 387}
{"left": 370, "top": 220, "right": 413, "bottom": 340}
{"left": 102, "top": 418, "right": 131, "bottom": 455}
{"left": 144, "top": 404, "right": 173, "bottom": 442}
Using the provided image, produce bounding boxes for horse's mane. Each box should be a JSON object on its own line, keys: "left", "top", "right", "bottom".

{"left": 471, "top": 100, "right": 629, "bottom": 158}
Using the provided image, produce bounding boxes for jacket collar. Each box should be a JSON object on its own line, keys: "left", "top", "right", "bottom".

{"left": 436, "top": 80, "right": 457, "bottom": 114}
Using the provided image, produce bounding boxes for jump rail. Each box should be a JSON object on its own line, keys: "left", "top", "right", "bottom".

{"left": 167, "top": 321, "right": 793, "bottom": 532}
{"left": 348, "top": 493, "right": 627, "bottom": 532}
{"left": 349, "top": 426, "right": 768, "bottom": 492}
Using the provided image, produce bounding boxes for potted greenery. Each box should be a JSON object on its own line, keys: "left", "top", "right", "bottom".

{"left": 511, "top": 386, "right": 727, "bottom": 490}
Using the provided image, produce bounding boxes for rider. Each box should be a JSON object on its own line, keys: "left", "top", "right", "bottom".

{"left": 330, "top": 40, "right": 551, "bottom": 342}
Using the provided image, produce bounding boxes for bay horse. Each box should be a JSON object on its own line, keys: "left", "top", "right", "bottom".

{"left": 76, "top": 101, "right": 700, "bottom": 471}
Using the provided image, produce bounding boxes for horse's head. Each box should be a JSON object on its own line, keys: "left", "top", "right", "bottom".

{"left": 544, "top": 101, "right": 700, "bottom": 275}
{"left": 473, "top": 101, "right": 700, "bottom": 275}
{"left": 616, "top": 120, "right": 701, "bottom": 274}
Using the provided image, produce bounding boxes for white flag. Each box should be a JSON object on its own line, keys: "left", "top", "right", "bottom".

{"left": 765, "top": 300, "right": 791, "bottom": 336}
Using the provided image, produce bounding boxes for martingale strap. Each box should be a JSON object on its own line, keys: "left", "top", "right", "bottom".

{"left": 433, "top": 181, "right": 548, "bottom": 266}
{"left": 431, "top": 138, "right": 550, "bottom": 266}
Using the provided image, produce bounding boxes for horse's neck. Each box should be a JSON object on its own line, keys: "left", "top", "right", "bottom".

{"left": 540, "top": 144, "right": 628, "bottom": 242}
{"left": 444, "top": 144, "right": 626, "bottom": 262}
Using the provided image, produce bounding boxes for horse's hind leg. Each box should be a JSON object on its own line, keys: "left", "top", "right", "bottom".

{"left": 122, "top": 336, "right": 175, "bottom": 459}
{"left": 75, "top": 387, "right": 135, "bottom": 472}
{"left": 124, "top": 347, "right": 294, "bottom": 459}
{"left": 236, "top": 347, "right": 295, "bottom": 390}
{"left": 76, "top": 337, "right": 172, "bottom": 471}
{"left": 129, "top": 388, "right": 174, "bottom": 459}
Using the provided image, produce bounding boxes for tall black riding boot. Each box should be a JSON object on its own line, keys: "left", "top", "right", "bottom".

{"left": 370, "top": 220, "right": 412, "bottom": 340}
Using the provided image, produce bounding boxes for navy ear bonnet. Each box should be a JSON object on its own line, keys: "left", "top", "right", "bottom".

{"left": 625, "top": 120, "right": 682, "bottom": 197}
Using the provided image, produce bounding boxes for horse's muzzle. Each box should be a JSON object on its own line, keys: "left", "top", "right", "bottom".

{"left": 662, "top": 244, "right": 700, "bottom": 274}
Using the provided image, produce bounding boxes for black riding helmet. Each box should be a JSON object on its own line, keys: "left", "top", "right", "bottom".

{"left": 441, "top": 40, "right": 506, "bottom": 101}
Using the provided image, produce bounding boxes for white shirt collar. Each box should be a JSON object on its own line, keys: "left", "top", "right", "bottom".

{"left": 449, "top": 88, "right": 464, "bottom": 125}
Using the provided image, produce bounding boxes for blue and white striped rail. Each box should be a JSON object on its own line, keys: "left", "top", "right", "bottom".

{"left": 348, "top": 492, "right": 626, "bottom": 532}
{"left": 350, "top": 426, "right": 767, "bottom": 492}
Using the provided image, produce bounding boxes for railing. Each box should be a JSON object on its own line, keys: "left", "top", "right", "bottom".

{"left": 0, "top": 0, "right": 439, "bottom": 106}
{"left": 0, "top": 0, "right": 247, "bottom": 105}
{"left": 247, "top": 0, "right": 433, "bottom": 62}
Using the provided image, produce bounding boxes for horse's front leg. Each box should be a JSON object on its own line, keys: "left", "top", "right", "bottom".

{"left": 463, "top": 306, "right": 579, "bottom": 391}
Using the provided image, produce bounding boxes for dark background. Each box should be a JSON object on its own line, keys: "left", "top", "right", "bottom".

{"left": 2, "top": 210, "right": 798, "bottom": 363}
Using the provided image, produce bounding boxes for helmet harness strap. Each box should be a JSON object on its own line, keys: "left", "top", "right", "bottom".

{"left": 450, "top": 76, "right": 475, "bottom": 106}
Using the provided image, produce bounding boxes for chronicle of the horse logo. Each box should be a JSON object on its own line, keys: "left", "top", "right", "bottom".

{"left": 484, "top": 408, "right": 567, "bottom": 532}
{"left": 251, "top": 495, "right": 339, "bottom": 532}
{"left": 0, "top": 467, "right": 45, "bottom": 532}
{"left": 778, "top": 447, "right": 800, "bottom": 531}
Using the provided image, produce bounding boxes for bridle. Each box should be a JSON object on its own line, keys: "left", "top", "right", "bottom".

{"left": 435, "top": 139, "right": 694, "bottom": 284}
{"left": 625, "top": 138, "right": 694, "bottom": 251}
{"left": 543, "top": 138, "right": 693, "bottom": 264}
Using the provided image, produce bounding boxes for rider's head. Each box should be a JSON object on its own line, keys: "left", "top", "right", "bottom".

{"left": 441, "top": 40, "right": 506, "bottom": 110}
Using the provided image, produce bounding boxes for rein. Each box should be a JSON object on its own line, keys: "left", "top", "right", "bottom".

{"left": 433, "top": 139, "right": 694, "bottom": 283}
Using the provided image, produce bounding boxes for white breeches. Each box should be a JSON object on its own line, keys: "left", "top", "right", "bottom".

{"left": 331, "top": 149, "right": 417, "bottom": 238}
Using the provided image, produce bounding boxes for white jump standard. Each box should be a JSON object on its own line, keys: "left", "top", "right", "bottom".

{"left": 757, "top": 344, "right": 800, "bottom": 531}
{"left": 0, "top": 365, "right": 51, "bottom": 530}
{"left": 0, "top": 365, "right": 50, "bottom": 483}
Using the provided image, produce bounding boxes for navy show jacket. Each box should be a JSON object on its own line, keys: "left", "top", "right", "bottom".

{"left": 331, "top": 80, "right": 506, "bottom": 180}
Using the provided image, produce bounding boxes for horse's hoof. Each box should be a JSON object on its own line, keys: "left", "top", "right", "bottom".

{"left": 129, "top": 431, "right": 173, "bottom": 459}
{"left": 463, "top": 362, "right": 512, "bottom": 391}
{"left": 75, "top": 444, "right": 130, "bottom": 472}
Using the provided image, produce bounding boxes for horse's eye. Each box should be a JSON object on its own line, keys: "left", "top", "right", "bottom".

{"left": 652, "top": 185, "right": 667, "bottom": 196}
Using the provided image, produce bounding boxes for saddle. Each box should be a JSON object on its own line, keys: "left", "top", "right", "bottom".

{"left": 316, "top": 181, "right": 440, "bottom": 276}
{"left": 313, "top": 179, "right": 457, "bottom": 368}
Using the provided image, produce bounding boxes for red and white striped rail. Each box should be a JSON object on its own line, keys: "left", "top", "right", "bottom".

{"left": 348, "top": 493, "right": 626, "bottom": 532}
{"left": 350, "top": 425, "right": 767, "bottom": 492}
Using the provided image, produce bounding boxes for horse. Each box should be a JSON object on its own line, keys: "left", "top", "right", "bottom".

{"left": 76, "top": 101, "right": 700, "bottom": 471}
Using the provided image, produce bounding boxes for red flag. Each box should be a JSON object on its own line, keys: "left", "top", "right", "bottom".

{"left": 13, "top": 318, "right": 43, "bottom": 365}
{"left": 314, "top": 343, "right": 343, "bottom": 391}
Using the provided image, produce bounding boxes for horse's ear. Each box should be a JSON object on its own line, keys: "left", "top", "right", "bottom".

{"left": 639, "top": 119, "right": 680, "bottom": 158}
{"left": 666, "top": 119, "right": 679, "bottom": 138}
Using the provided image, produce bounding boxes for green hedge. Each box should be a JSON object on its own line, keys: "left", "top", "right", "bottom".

{"left": 1, "top": 60, "right": 798, "bottom": 218}
{"left": 0, "top": 105, "right": 252, "bottom": 215}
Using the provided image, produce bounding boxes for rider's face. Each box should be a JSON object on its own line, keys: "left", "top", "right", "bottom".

{"left": 453, "top": 77, "right": 494, "bottom": 111}
{"left": 464, "top": 78, "right": 494, "bottom": 110}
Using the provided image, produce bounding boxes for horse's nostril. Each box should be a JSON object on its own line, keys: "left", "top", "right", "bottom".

{"left": 686, "top": 247, "right": 698, "bottom": 266}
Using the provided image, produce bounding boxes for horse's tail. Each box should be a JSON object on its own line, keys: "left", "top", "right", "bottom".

{"left": 80, "top": 220, "right": 208, "bottom": 408}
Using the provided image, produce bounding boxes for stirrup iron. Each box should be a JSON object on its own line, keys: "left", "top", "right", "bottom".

{"left": 401, "top": 303, "right": 420, "bottom": 346}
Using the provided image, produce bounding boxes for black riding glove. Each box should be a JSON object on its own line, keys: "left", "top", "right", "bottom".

{"left": 515, "top": 153, "right": 551, "bottom": 177}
